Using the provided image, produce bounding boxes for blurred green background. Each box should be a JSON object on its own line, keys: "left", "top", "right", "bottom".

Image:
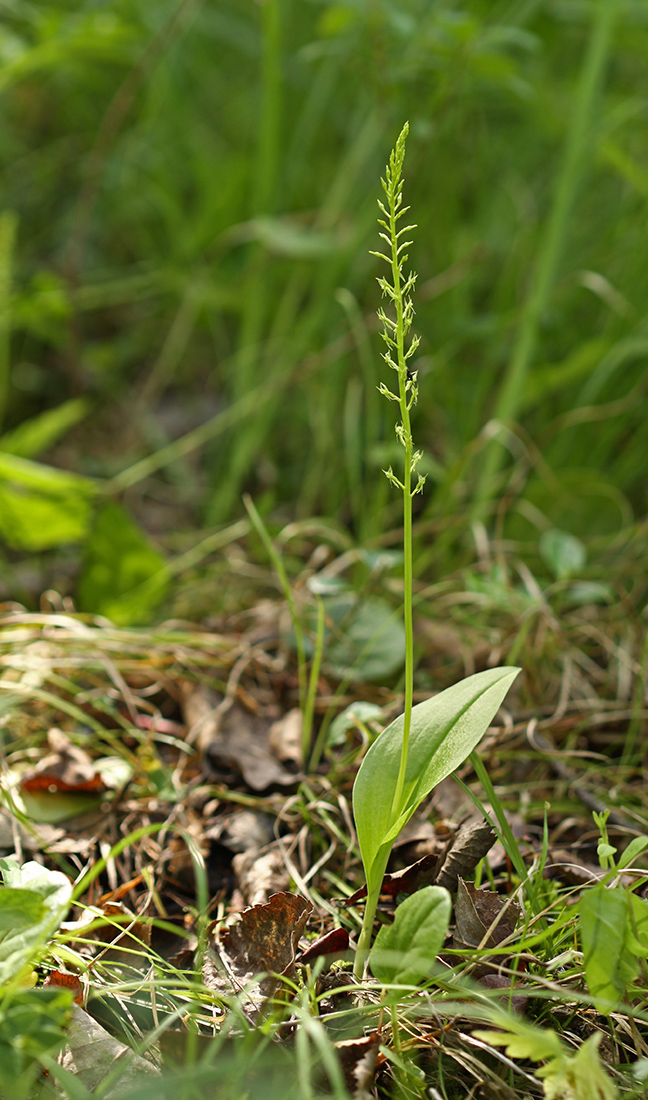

{"left": 0, "top": 0, "right": 646, "bottom": 625}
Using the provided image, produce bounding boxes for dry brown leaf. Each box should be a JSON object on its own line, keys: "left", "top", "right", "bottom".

{"left": 204, "top": 892, "right": 313, "bottom": 1018}
{"left": 434, "top": 818, "right": 496, "bottom": 892}
{"left": 268, "top": 708, "right": 303, "bottom": 769}
{"left": 205, "top": 807, "right": 275, "bottom": 855}
{"left": 299, "top": 927, "right": 350, "bottom": 965}
{"left": 179, "top": 682, "right": 220, "bottom": 752}
{"left": 206, "top": 703, "right": 298, "bottom": 791}
{"left": 453, "top": 878, "right": 521, "bottom": 952}
{"left": 232, "top": 841, "right": 290, "bottom": 907}
{"left": 21, "top": 728, "right": 105, "bottom": 794}
{"left": 335, "top": 1035, "right": 381, "bottom": 1099}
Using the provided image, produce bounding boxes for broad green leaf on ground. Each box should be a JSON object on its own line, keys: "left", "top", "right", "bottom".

{"left": 539, "top": 528, "right": 586, "bottom": 580}
{"left": 0, "top": 987, "right": 73, "bottom": 1094}
{"left": 0, "top": 450, "right": 96, "bottom": 549}
{"left": 370, "top": 886, "right": 451, "bottom": 986}
{"left": 318, "top": 594, "right": 406, "bottom": 682}
{"left": 579, "top": 883, "right": 648, "bottom": 1012}
{"left": 353, "top": 667, "right": 520, "bottom": 888}
{"left": 77, "top": 500, "right": 168, "bottom": 624}
{"left": 0, "top": 860, "right": 73, "bottom": 983}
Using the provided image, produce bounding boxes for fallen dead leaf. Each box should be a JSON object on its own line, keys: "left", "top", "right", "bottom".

{"left": 435, "top": 818, "right": 496, "bottom": 892}
{"left": 299, "top": 927, "right": 350, "bottom": 965}
{"left": 232, "top": 841, "right": 290, "bottom": 907}
{"left": 43, "top": 970, "right": 84, "bottom": 1005}
{"left": 453, "top": 878, "right": 521, "bottom": 952}
{"left": 203, "top": 891, "right": 313, "bottom": 1018}
{"left": 21, "top": 728, "right": 105, "bottom": 794}
{"left": 206, "top": 703, "right": 298, "bottom": 791}
{"left": 179, "top": 682, "right": 220, "bottom": 752}
{"left": 268, "top": 708, "right": 303, "bottom": 770}
{"left": 59, "top": 1004, "right": 160, "bottom": 1096}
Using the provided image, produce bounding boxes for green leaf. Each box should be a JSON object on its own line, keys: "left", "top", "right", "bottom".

{"left": 473, "top": 1024, "right": 618, "bottom": 1100}
{"left": 0, "top": 450, "right": 96, "bottom": 549}
{"left": 328, "top": 701, "right": 384, "bottom": 747}
{"left": 0, "top": 987, "right": 73, "bottom": 1092}
{"left": 77, "top": 501, "right": 168, "bottom": 625}
{"left": 321, "top": 594, "right": 406, "bottom": 682}
{"left": 0, "top": 482, "right": 91, "bottom": 549}
{"left": 353, "top": 667, "right": 520, "bottom": 890}
{"left": 618, "top": 835, "right": 648, "bottom": 870}
{"left": 370, "top": 886, "right": 451, "bottom": 986}
{"left": 539, "top": 528, "right": 586, "bottom": 580}
{"left": 0, "top": 398, "right": 89, "bottom": 458}
{"left": 579, "top": 884, "right": 644, "bottom": 1012}
{"left": 473, "top": 1019, "right": 564, "bottom": 1064}
{"left": 0, "top": 860, "right": 72, "bottom": 983}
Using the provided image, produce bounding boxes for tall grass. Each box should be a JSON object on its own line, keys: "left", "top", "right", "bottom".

{"left": 1, "top": 1, "right": 647, "bottom": 591}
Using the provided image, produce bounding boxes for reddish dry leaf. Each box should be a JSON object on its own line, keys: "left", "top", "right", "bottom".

{"left": 43, "top": 970, "right": 84, "bottom": 1005}
{"left": 21, "top": 728, "right": 105, "bottom": 794}
{"left": 344, "top": 819, "right": 495, "bottom": 907}
{"left": 344, "top": 852, "right": 442, "bottom": 906}
{"left": 204, "top": 891, "right": 312, "bottom": 1016}
{"left": 299, "top": 927, "right": 350, "bottom": 965}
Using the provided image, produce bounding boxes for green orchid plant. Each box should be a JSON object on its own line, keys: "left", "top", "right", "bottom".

{"left": 352, "top": 123, "right": 520, "bottom": 978}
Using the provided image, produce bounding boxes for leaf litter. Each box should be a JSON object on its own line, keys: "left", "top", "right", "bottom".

{"left": 0, "top": 566, "right": 646, "bottom": 1098}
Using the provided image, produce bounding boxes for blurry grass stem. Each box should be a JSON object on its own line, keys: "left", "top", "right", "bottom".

{"left": 243, "top": 494, "right": 324, "bottom": 768}
{"left": 473, "top": 0, "right": 617, "bottom": 516}
{"left": 0, "top": 211, "right": 16, "bottom": 429}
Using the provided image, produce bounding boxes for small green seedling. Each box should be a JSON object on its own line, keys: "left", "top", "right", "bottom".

{"left": 578, "top": 811, "right": 648, "bottom": 1013}
{"left": 352, "top": 124, "right": 520, "bottom": 978}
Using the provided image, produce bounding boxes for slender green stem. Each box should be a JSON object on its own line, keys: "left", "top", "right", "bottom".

{"left": 389, "top": 187, "right": 414, "bottom": 821}
{"left": 353, "top": 122, "right": 424, "bottom": 979}
{"left": 354, "top": 847, "right": 390, "bottom": 979}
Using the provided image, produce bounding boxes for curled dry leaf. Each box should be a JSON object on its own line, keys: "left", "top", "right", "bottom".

{"left": 343, "top": 818, "right": 496, "bottom": 907}
{"left": 434, "top": 818, "right": 496, "bottom": 892}
{"left": 335, "top": 1035, "right": 381, "bottom": 1100}
{"left": 203, "top": 891, "right": 313, "bottom": 1018}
